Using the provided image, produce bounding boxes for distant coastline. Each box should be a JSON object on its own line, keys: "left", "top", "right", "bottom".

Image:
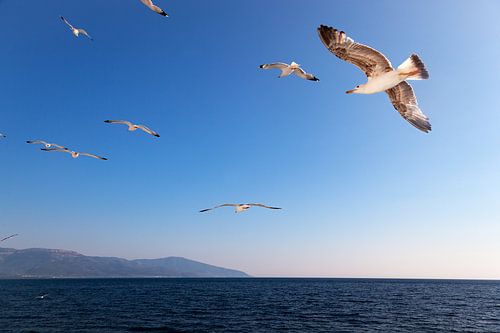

{"left": 0, "top": 247, "right": 249, "bottom": 279}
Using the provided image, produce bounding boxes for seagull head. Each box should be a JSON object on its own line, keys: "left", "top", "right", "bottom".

{"left": 346, "top": 84, "right": 364, "bottom": 94}
{"left": 290, "top": 62, "right": 300, "bottom": 69}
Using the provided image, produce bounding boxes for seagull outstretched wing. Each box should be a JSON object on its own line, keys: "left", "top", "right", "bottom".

{"left": 80, "top": 152, "right": 107, "bottom": 160}
{"left": 60, "top": 16, "right": 75, "bottom": 30}
{"left": 140, "top": 0, "right": 168, "bottom": 16}
{"left": 0, "top": 234, "right": 19, "bottom": 242}
{"left": 386, "top": 82, "right": 431, "bottom": 133}
{"left": 293, "top": 68, "right": 319, "bottom": 81}
{"left": 136, "top": 125, "right": 160, "bottom": 137}
{"left": 78, "top": 29, "right": 93, "bottom": 40}
{"left": 317, "top": 25, "right": 393, "bottom": 78}
{"left": 105, "top": 120, "right": 133, "bottom": 127}
{"left": 41, "top": 148, "right": 70, "bottom": 153}
{"left": 260, "top": 63, "right": 293, "bottom": 78}
{"left": 248, "top": 203, "right": 282, "bottom": 210}
{"left": 199, "top": 204, "right": 237, "bottom": 213}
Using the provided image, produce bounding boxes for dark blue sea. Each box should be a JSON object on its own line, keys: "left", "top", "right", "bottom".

{"left": 0, "top": 278, "right": 499, "bottom": 332}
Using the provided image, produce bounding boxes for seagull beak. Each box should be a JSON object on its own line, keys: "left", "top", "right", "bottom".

{"left": 346, "top": 89, "right": 356, "bottom": 94}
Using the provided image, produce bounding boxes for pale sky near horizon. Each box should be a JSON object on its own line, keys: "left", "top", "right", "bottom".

{"left": 1, "top": 0, "right": 500, "bottom": 278}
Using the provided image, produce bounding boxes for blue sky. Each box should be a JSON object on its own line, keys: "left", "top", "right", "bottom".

{"left": 1, "top": 0, "right": 500, "bottom": 278}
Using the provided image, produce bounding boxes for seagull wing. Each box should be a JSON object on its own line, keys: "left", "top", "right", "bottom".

{"left": 386, "top": 81, "right": 431, "bottom": 133}
{"left": 260, "top": 62, "right": 288, "bottom": 70}
{"left": 27, "top": 140, "right": 48, "bottom": 145}
{"left": 199, "top": 204, "right": 237, "bottom": 213}
{"left": 293, "top": 68, "right": 319, "bottom": 81}
{"left": 105, "top": 120, "right": 133, "bottom": 127}
{"left": 80, "top": 152, "right": 107, "bottom": 160}
{"left": 317, "top": 25, "right": 393, "bottom": 78}
{"left": 78, "top": 29, "right": 93, "bottom": 40}
{"left": 248, "top": 203, "right": 282, "bottom": 210}
{"left": 140, "top": 0, "right": 168, "bottom": 16}
{"left": 260, "top": 63, "right": 294, "bottom": 78}
{"left": 60, "top": 16, "right": 75, "bottom": 30}
{"left": 41, "top": 148, "right": 71, "bottom": 154}
{"left": 136, "top": 125, "right": 160, "bottom": 137}
{"left": 0, "top": 234, "right": 19, "bottom": 242}
{"left": 51, "top": 143, "right": 67, "bottom": 149}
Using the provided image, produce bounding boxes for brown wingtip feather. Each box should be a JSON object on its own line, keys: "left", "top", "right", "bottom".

{"left": 410, "top": 54, "right": 429, "bottom": 79}
{"left": 317, "top": 25, "right": 348, "bottom": 48}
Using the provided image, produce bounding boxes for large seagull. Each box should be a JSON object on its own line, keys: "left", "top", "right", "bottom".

{"left": 317, "top": 25, "right": 431, "bottom": 133}
{"left": 199, "top": 203, "right": 282, "bottom": 214}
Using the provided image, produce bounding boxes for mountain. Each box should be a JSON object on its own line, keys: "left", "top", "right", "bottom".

{"left": 0, "top": 247, "right": 249, "bottom": 278}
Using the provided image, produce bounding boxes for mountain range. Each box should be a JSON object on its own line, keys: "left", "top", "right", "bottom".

{"left": 0, "top": 247, "right": 249, "bottom": 278}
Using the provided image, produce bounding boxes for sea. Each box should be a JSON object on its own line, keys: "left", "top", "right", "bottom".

{"left": 0, "top": 278, "right": 499, "bottom": 332}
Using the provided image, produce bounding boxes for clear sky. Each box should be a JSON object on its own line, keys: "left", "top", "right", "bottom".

{"left": 1, "top": 0, "right": 500, "bottom": 278}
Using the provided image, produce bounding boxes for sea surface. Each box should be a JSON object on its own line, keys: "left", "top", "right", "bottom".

{"left": 0, "top": 278, "right": 499, "bottom": 332}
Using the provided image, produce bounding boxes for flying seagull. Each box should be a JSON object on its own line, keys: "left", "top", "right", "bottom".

{"left": 140, "top": 0, "right": 168, "bottom": 17}
{"left": 317, "top": 25, "right": 431, "bottom": 133}
{"left": 260, "top": 62, "right": 319, "bottom": 81}
{"left": 104, "top": 120, "right": 160, "bottom": 137}
{"left": 42, "top": 148, "right": 107, "bottom": 160}
{"left": 199, "top": 203, "right": 282, "bottom": 214}
{"left": 35, "top": 294, "right": 49, "bottom": 300}
{"left": 60, "top": 16, "right": 93, "bottom": 40}
{"left": 0, "top": 234, "right": 18, "bottom": 242}
{"left": 27, "top": 140, "right": 66, "bottom": 149}
{"left": 0, "top": 133, "right": 5, "bottom": 138}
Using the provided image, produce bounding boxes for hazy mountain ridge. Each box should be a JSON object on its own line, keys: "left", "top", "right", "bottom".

{"left": 0, "top": 247, "right": 249, "bottom": 278}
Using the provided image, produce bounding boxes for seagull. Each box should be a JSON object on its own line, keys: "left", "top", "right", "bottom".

{"left": 35, "top": 294, "right": 49, "bottom": 300}
{"left": 0, "top": 234, "right": 18, "bottom": 242}
{"left": 60, "top": 16, "right": 93, "bottom": 40}
{"left": 104, "top": 120, "right": 160, "bottom": 138}
{"left": 0, "top": 133, "right": 6, "bottom": 138}
{"left": 199, "top": 203, "right": 282, "bottom": 214}
{"left": 42, "top": 148, "right": 107, "bottom": 160}
{"left": 259, "top": 62, "right": 319, "bottom": 81}
{"left": 27, "top": 140, "right": 66, "bottom": 149}
{"left": 140, "top": 0, "right": 168, "bottom": 17}
{"left": 317, "top": 25, "right": 431, "bottom": 133}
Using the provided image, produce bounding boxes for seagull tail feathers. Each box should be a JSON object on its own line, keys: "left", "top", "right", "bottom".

{"left": 397, "top": 54, "right": 429, "bottom": 80}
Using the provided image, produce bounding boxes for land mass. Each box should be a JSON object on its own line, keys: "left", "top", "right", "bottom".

{"left": 0, "top": 247, "right": 249, "bottom": 278}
